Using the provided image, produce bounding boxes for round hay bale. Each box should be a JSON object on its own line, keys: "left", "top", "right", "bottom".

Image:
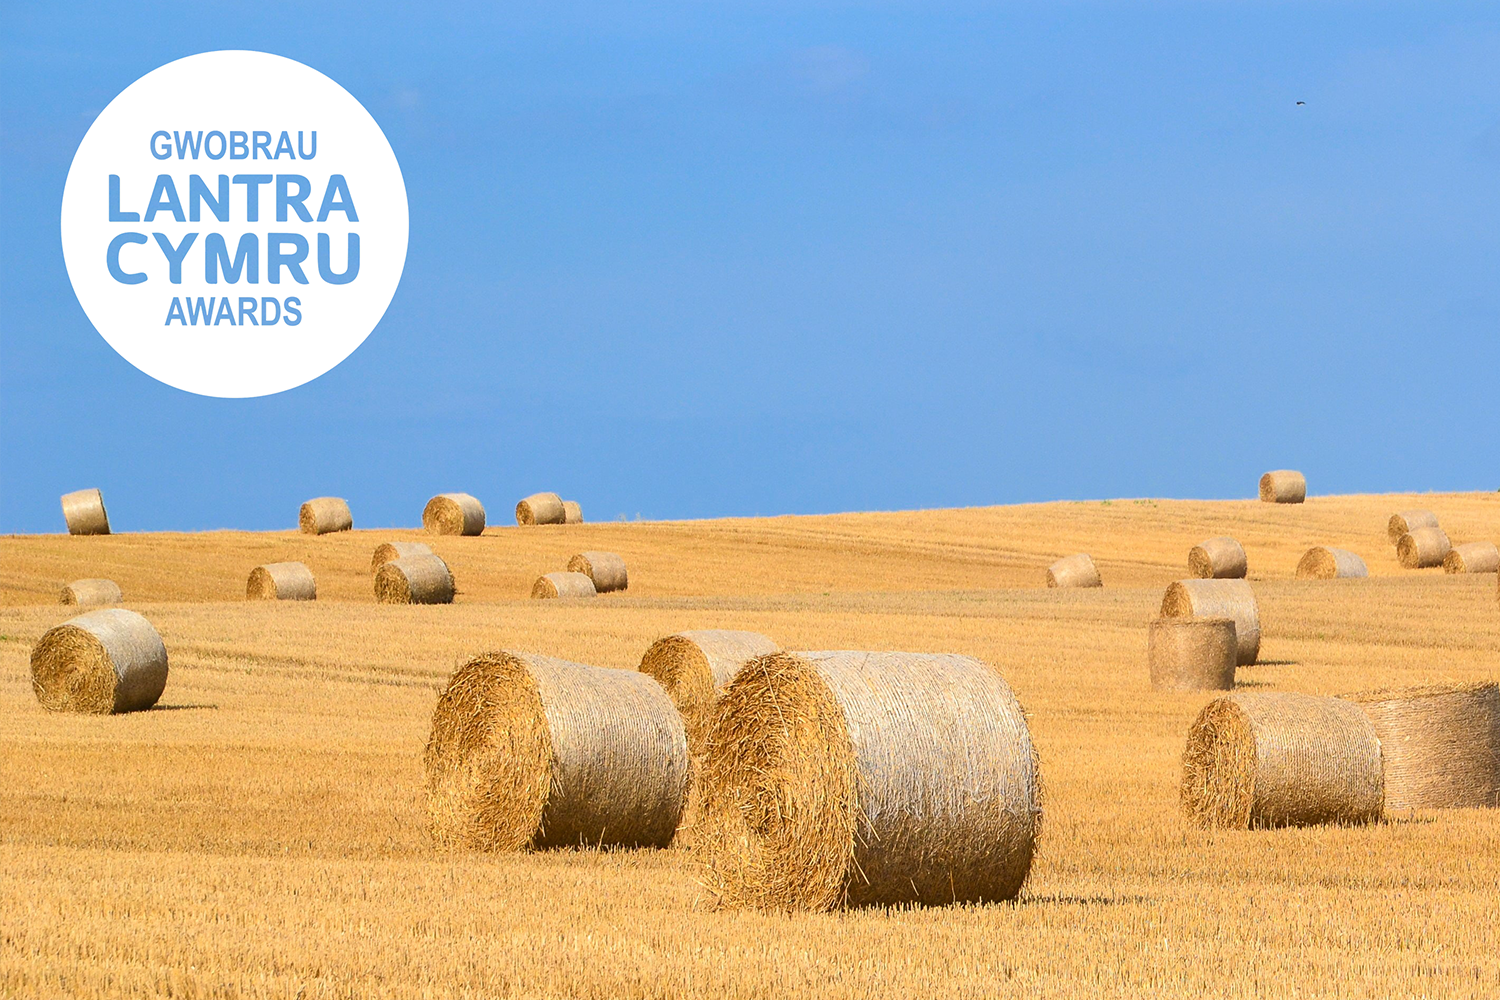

{"left": 1187, "top": 537, "right": 1247, "bottom": 579}
{"left": 565, "top": 551, "right": 628, "bottom": 593}
{"left": 30, "top": 608, "right": 168, "bottom": 714}
{"left": 1160, "top": 579, "right": 1261, "bottom": 666}
{"left": 60, "top": 488, "right": 110, "bottom": 535}
{"left": 1258, "top": 470, "right": 1306, "bottom": 504}
{"left": 375, "top": 554, "right": 455, "bottom": 604}
{"left": 423, "top": 493, "right": 485, "bottom": 536}
{"left": 516, "top": 492, "right": 566, "bottom": 526}
{"left": 530, "top": 571, "right": 597, "bottom": 599}
{"left": 1046, "top": 553, "right": 1102, "bottom": 588}
{"left": 298, "top": 496, "right": 352, "bottom": 535}
{"left": 1397, "top": 526, "right": 1451, "bottom": 569}
{"left": 1343, "top": 683, "right": 1500, "bottom": 810}
{"left": 1444, "top": 541, "right": 1500, "bottom": 575}
{"left": 1296, "top": 546, "right": 1369, "bottom": 580}
{"left": 246, "top": 562, "right": 316, "bottom": 601}
{"left": 1387, "top": 509, "right": 1439, "bottom": 544}
{"left": 562, "top": 500, "right": 583, "bottom": 524}
{"left": 424, "top": 651, "right": 689, "bottom": 851}
{"left": 638, "top": 630, "right": 781, "bottom": 751}
{"left": 1148, "top": 617, "right": 1236, "bottom": 692}
{"left": 59, "top": 579, "right": 123, "bottom": 608}
{"left": 699, "top": 650, "right": 1041, "bottom": 911}
{"left": 1181, "top": 691, "right": 1383, "bottom": 829}
{"left": 370, "top": 540, "right": 434, "bottom": 573}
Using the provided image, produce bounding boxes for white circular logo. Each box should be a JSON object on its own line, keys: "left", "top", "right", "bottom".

{"left": 61, "top": 51, "right": 408, "bottom": 397}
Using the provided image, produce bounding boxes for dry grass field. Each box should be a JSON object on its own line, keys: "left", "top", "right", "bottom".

{"left": 2, "top": 492, "right": 1499, "bottom": 998}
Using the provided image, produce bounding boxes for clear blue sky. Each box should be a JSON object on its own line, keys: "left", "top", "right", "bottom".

{"left": 4, "top": 2, "right": 1499, "bottom": 532}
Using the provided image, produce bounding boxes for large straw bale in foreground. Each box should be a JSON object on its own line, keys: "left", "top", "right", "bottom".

{"left": 699, "top": 650, "right": 1041, "bottom": 911}
{"left": 1344, "top": 683, "right": 1500, "bottom": 811}
{"left": 1388, "top": 510, "right": 1439, "bottom": 544}
{"left": 424, "top": 652, "right": 688, "bottom": 851}
{"left": 1046, "top": 553, "right": 1102, "bottom": 588}
{"left": 1444, "top": 542, "right": 1500, "bottom": 575}
{"left": 516, "top": 492, "right": 566, "bottom": 526}
{"left": 423, "top": 493, "right": 485, "bottom": 536}
{"left": 61, "top": 488, "right": 110, "bottom": 535}
{"left": 531, "top": 572, "right": 597, "bottom": 599}
{"left": 566, "top": 551, "right": 628, "bottom": 593}
{"left": 370, "top": 540, "right": 433, "bottom": 573}
{"left": 246, "top": 562, "right": 317, "bottom": 601}
{"left": 1259, "top": 470, "right": 1306, "bottom": 503}
{"left": 1397, "top": 526, "right": 1451, "bottom": 569}
{"left": 375, "top": 554, "right": 455, "bottom": 604}
{"left": 1188, "top": 537, "right": 1247, "bottom": 579}
{"left": 1148, "top": 618, "right": 1236, "bottom": 692}
{"left": 562, "top": 500, "right": 583, "bottom": 524}
{"left": 1296, "top": 547, "right": 1368, "bottom": 580}
{"left": 299, "top": 497, "right": 352, "bottom": 534}
{"left": 30, "top": 609, "right": 168, "bottom": 714}
{"left": 1181, "top": 691, "right": 1383, "bottom": 829}
{"left": 1160, "top": 579, "right": 1261, "bottom": 665}
{"left": 60, "top": 579, "right": 123, "bottom": 608}
{"left": 638, "top": 630, "right": 781, "bottom": 750}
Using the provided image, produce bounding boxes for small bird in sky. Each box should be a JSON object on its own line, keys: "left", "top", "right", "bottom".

{"left": 1296, "top": 100, "right": 1306, "bottom": 106}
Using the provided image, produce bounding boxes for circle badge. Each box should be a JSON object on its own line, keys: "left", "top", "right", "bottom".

{"left": 60, "top": 51, "right": 408, "bottom": 397}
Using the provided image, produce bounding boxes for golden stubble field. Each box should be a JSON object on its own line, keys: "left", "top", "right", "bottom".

{"left": 2, "top": 492, "right": 1499, "bottom": 998}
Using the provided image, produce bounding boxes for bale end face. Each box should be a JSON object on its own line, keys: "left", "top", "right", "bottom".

{"left": 30, "top": 609, "right": 168, "bottom": 714}
{"left": 1258, "top": 470, "right": 1306, "bottom": 504}
{"left": 1180, "top": 698, "right": 1257, "bottom": 828}
{"left": 299, "top": 497, "right": 353, "bottom": 535}
{"left": 1148, "top": 617, "right": 1236, "bottom": 692}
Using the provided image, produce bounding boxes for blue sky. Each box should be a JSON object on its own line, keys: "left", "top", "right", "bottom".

{"left": 4, "top": 2, "right": 1500, "bottom": 531}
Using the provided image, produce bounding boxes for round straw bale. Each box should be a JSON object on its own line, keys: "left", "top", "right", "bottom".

{"left": 59, "top": 579, "right": 123, "bottom": 607}
{"left": 1187, "top": 537, "right": 1247, "bottom": 579}
{"left": 1444, "top": 541, "right": 1500, "bottom": 575}
{"left": 30, "top": 609, "right": 168, "bottom": 714}
{"left": 1296, "top": 546, "right": 1369, "bottom": 580}
{"left": 516, "top": 492, "right": 566, "bottom": 526}
{"left": 298, "top": 496, "right": 352, "bottom": 534}
{"left": 1258, "top": 470, "right": 1306, "bottom": 504}
{"left": 370, "top": 540, "right": 434, "bottom": 573}
{"left": 530, "top": 571, "right": 597, "bottom": 599}
{"left": 566, "top": 551, "right": 628, "bottom": 593}
{"left": 562, "top": 500, "right": 583, "bottom": 524}
{"left": 1046, "top": 553, "right": 1102, "bottom": 588}
{"left": 1397, "top": 526, "right": 1452, "bottom": 569}
{"left": 423, "top": 493, "right": 485, "bottom": 536}
{"left": 1180, "top": 691, "right": 1383, "bottom": 829}
{"left": 638, "top": 630, "right": 781, "bottom": 750}
{"left": 1148, "top": 617, "right": 1236, "bottom": 692}
{"left": 60, "top": 488, "right": 110, "bottom": 535}
{"left": 1388, "top": 509, "right": 1439, "bottom": 544}
{"left": 699, "top": 650, "right": 1041, "bottom": 911}
{"left": 424, "top": 651, "right": 689, "bottom": 851}
{"left": 375, "top": 554, "right": 455, "bottom": 604}
{"left": 246, "top": 561, "right": 316, "bottom": 601}
{"left": 1343, "top": 683, "right": 1500, "bottom": 810}
{"left": 1160, "top": 579, "right": 1261, "bottom": 666}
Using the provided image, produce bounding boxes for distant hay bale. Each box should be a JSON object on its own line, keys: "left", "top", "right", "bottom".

{"left": 1397, "top": 526, "right": 1452, "bottom": 569}
{"left": 1187, "top": 537, "right": 1247, "bottom": 579}
{"left": 1296, "top": 546, "right": 1369, "bottom": 580}
{"left": 1343, "top": 683, "right": 1500, "bottom": 811}
{"left": 299, "top": 497, "right": 352, "bottom": 535}
{"left": 246, "top": 561, "right": 317, "bottom": 601}
{"left": 370, "top": 540, "right": 434, "bottom": 573}
{"left": 375, "top": 554, "right": 455, "bottom": 604}
{"left": 1444, "top": 542, "right": 1500, "bottom": 575}
{"left": 59, "top": 579, "right": 123, "bottom": 608}
{"left": 562, "top": 500, "right": 583, "bottom": 524}
{"left": 1258, "top": 470, "right": 1306, "bottom": 504}
{"left": 1148, "top": 617, "right": 1236, "bottom": 692}
{"left": 1387, "top": 510, "right": 1439, "bottom": 544}
{"left": 516, "top": 492, "right": 566, "bottom": 526}
{"left": 699, "top": 651, "right": 1041, "bottom": 911}
{"left": 638, "top": 630, "right": 781, "bottom": 750}
{"left": 60, "top": 488, "right": 110, "bottom": 535}
{"left": 423, "top": 493, "right": 485, "bottom": 536}
{"left": 424, "top": 651, "right": 688, "bottom": 851}
{"left": 30, "top": 608, "right": 168, "bottom": 714}
{"left": 1160, "top": 579, "right": 1261, "bottom": 665}
{"left": 566, "top": 551, "right": 628, "bottom": 593}
{"left": 1181, "top": 691, "right": 1383, "bottom": 829}
{"left": 530, "top": 572, "right": 597, "bottom": 599}
{"left": 1046, "top": 553, "right": 1101, "bottom": 588}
